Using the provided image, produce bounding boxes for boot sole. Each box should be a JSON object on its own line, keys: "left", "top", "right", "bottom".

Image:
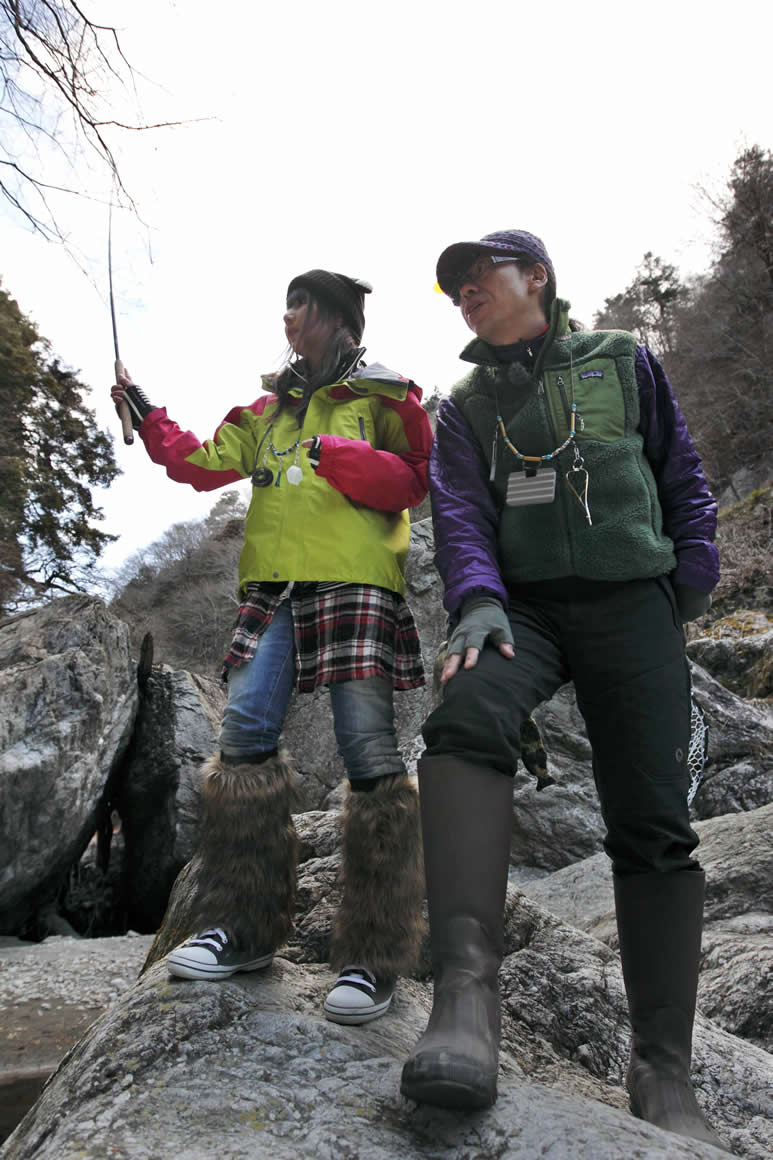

{"left": 323, "top": 995, "right": 392, "bottom": 1025}
{"left": 401, "top": 1061, "right": 497, "bottom": 1110}
{"left": 166, "top": 951, "right": 274, "bottom": 980}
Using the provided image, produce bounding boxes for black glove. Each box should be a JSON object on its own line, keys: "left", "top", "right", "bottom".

{"left": 446, "top": 595, "right": 514, "bottom": 657}
{"left": 673, "top": 583, "right": 712, "bottom": 622}
{"left": 118, "top": 383, "right": 159, "bottom": 430}
{"left": 306, "top": 434, "right": 323, "bottom": 469}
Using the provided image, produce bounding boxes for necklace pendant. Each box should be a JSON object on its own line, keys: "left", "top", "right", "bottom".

{"left": 286, "top": 464, "right": 303, "bottom": 486}
{"left": 251, "top": 466, "right": 273, "bottom": 488}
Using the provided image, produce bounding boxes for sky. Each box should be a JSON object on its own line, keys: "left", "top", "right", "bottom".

{"left": 1, "top": 0, "right": 771, "bottom": 581}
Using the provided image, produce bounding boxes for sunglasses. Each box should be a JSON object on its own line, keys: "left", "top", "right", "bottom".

{"left": 448, "top": 254, "right": 523, "bottom": 306}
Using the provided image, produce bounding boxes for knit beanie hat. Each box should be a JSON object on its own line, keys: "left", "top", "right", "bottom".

{"left": 287, "top": 270, "right": 373, "bottom": 343}
{"left": 436, "top": 230, "right": 556, "bottom": 299}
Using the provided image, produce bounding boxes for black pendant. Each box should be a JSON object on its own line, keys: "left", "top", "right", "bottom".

{"left": 251, "top": 466, "right": 273, "bottom": 488}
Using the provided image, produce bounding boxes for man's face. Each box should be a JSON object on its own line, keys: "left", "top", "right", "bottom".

{"left": 453, "top": 255, "right": 546, "bottom": 344}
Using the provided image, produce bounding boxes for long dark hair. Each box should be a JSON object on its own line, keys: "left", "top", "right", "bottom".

{"left": 274, "top": 288, "right": 361, "bottom": 422}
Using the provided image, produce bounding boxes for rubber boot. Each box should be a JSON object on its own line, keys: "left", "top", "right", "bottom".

{"left": 615, "top": 869, "right": 730, "bottom": 1152}
{"left": 325, "top": 774, "right": 424, "bottom": 1024}
{"left": 401, "top": 756, "right": 514, "bottom": 1109}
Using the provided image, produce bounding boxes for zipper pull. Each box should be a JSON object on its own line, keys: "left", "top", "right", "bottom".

{"left": 489, "top": 423, "right": 498, "bottom": 481}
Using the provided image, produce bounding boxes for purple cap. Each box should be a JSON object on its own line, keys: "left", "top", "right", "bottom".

{"left": 436, "top": 230, "right": 555, "bottom": 296}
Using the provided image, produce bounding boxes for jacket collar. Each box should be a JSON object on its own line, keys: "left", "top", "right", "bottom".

{"left": 458, "top": 298, "right": 572, "bottom": 380}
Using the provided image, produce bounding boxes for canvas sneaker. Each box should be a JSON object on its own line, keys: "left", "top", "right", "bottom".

{"left": 323, "top": 966, "right": 394, "bottom": 1025}
{"left": 166, "top": 927, "right": 273, "bottom": 981}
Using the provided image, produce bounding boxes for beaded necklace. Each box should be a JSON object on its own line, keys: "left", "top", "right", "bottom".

{"left": 492, "top": 343, "right": 593, "bottom": 525}
{"left": 251, "top": 426, "right": 303, "bottom": 488}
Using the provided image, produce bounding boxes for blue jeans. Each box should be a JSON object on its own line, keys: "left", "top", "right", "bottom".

{"left": 219, "top": 601, "right": 405, "bottom": 782}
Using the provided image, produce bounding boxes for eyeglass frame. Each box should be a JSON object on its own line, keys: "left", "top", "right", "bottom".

{"left": 448, "top": 254, "right": 530, "bottom": 306}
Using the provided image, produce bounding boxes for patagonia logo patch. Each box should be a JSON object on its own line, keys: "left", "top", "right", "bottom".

{"left": 579, "top": 369, "right": 604, "bottom": 379}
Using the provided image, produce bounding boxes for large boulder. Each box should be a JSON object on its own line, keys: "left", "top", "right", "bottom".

{"left": 113, "top": 665, "right": 225, "bottom": 933}
{"left": 0, "top": 597, "right": 138, "bottom": 934}
{"left": 4, "top": 894, "right": 771, "bottom": 1159}
{"left": 687, "top": 616, "right": 773, "bottom": 701}
{"left": 689, "top": 664, "right": 773, "bottom": 818}
{"left": 520, "top": 803, "right": 773, "bottom": 1050}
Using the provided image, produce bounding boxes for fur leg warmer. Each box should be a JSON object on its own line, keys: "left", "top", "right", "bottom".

{"left": 328, "top": 775, "right": 424, "bottom": 979}
{"left": 190, "top": 751, "right": 298, "bottom": 955}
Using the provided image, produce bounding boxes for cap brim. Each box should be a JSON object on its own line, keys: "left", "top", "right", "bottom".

{"left": 435, "top": 240, "right": 522, "bottom": 294}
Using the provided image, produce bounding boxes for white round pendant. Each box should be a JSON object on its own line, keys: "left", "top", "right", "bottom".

{"left": 286, "top": 464, "right": 303, "bottom": 485}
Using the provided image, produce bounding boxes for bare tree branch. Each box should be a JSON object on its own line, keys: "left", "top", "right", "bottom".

{"left": 0, "top": 1, "right": 195, "bottom": 238}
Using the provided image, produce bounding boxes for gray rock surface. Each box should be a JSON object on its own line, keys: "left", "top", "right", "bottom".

{"left": 114, "top": 665, "right": 225, "bottom": 931}
{"left": 689, "top": 664, "right": 773, "bottom": 818}
{"left": 0, "top": 597, "right": 138, "bottom": 933}
{"left": 4, "top": 905, "right": 771, "bottom": 1159}
{"left": 520, "top": 803, "right": 773, "bottom": 1049}
{"left": 688, "top": 620, "right": 773, "bottom": 700}
{"left": 0, "top": 933, "right": 153, "bottom": 1077}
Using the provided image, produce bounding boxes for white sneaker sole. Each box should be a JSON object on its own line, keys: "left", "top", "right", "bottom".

{"left": 166, "top": 950, "right": 274, "bottom": 981}
{"left": 323, "top": 994, "right": 393, "bottom": 1025}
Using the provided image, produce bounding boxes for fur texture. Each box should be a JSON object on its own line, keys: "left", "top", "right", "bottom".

{"left": 329, "top": 775, "right": 424, "bottom": 978}
{"left": 190, "top": 751, "right": 298, "bottom": 954}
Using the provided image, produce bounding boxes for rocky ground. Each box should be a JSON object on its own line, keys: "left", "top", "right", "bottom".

{"left": 0, "top": 934, "right": 153, "bottom": 1143}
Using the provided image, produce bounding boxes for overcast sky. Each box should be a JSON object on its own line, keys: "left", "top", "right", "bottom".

{"left": 1, "top": 0, "right": 771, "bottom": 579}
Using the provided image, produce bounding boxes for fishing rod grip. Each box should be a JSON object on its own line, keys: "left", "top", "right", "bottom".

{"left": 115, "top": 358, "right": 134, "bottom": 445}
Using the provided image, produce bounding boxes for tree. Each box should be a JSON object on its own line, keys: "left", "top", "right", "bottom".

{"left": 0, "top": 282, "right": 120, "bottom": 612}
{"left": 672, "top": 147, "right": 773, "bottom": 486}
{"left": 593, "top": 146, "right": 773, "bottom": 492}
{"left": 110, "top": 495, "right": 247, "bottom": 674}
{"left": 1, "top": 1, "right": 181, "bottom": 240}
{"left": 594, "top": 252, "right": 686, "bottom": 357}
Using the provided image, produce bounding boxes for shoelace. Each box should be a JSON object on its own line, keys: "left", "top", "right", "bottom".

{"left": 336, "top": 966, "right": 377, "bottom": 992}
{"left": 187, "top": 927, "right": 228, "bottom": 951}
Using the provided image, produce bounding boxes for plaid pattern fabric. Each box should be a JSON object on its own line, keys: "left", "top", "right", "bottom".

{"left": 223, "top": 581, "right": 425, "bottom": 693}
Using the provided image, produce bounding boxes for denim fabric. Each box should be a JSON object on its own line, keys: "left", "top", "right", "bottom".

{"left": 219, "top": 601, "right": 404, "bottom": 781}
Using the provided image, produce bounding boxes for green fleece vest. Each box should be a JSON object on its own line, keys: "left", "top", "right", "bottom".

{"left": 451, "top": 302, "right": 677, "bottom": 583}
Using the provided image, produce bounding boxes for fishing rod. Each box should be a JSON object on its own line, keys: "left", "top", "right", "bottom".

{"left": 108, "top": 203, "right": 134, "bottom": 446}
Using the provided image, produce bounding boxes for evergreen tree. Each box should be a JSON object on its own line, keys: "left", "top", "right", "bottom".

{"left": 0, "top": 283, "right": 120, "bottom": 613}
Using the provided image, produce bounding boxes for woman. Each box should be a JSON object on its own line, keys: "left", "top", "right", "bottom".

{"left": 112, "top": 269, "right": 432, "bottom": 1024}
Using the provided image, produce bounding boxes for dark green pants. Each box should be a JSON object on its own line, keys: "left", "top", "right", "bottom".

{"left": 422, "top": 576, "right": 699, "bottom": 875}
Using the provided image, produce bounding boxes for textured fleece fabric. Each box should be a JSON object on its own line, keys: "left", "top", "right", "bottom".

{"left": 430, "top": 301, "right": 718, "bottom": 616}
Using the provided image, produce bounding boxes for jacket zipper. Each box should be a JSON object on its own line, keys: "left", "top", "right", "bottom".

{"left": 541, "top": 375, "right": 576, "bottom": 572}
{"left": 358, "top": 416, "right": 366, "bottom": 440}
{"left": 556, "top": 375, "right": 572, "bottom": 428}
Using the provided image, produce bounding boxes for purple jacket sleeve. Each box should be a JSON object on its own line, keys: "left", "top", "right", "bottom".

{"left": 430, "top": 398, "right": 508, "bottom": 616}
{"left": 636, "top": 346, "right": 719, "bottom": 592}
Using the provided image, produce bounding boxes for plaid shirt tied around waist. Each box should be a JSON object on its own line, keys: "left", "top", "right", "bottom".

{"left": 223, "top": 581, "right": 425, "bottom": 693}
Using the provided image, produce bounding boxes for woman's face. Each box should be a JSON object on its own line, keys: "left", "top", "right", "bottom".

{"left": 284, "top": 290, "right": 339, "bottom": 366}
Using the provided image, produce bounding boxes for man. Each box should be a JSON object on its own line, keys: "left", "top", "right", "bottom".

{"left": 400, "top": 231, "right": 727, "bottom": 1151}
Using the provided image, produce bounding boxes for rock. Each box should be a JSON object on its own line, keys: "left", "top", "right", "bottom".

{"left": 510, "top": 684, "right": 603, "bottom": 869}
{"left": 4, "top": 901, "right": 771, "bottom": 1158}
{"left": 0, "top": 597, "right": 138, "bottom": 934}
{"left": 520, "top": 803, "right": 773, "bottom": 1049}
{"left": 113, "top": 665, "right": 225, "bottom": 932}
{"left": 688, "top": 620, "right": 773, "bottom": 700}
{"left": 689, "top": 664, "right": 773, "bottom": 818}
{"left": 700, "top": 913, "right": 773, "bottom": 1051}
{"left": 0, "top": 933, "right": 153, "bottom": 1077}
